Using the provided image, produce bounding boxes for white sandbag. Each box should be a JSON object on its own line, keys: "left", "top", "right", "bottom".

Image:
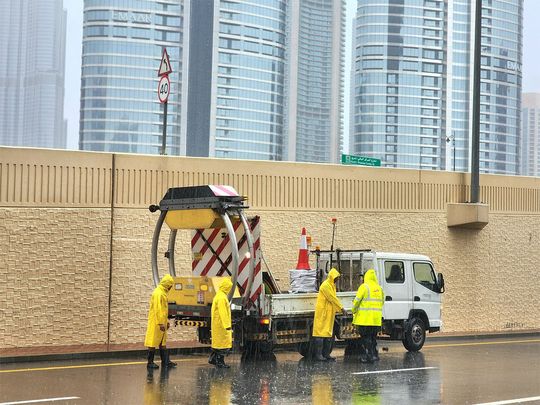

{"left": 289, "top": 269, "right": 317, "bottom": 293}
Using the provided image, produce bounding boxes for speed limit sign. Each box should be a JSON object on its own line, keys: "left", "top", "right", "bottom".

{"left": 157, "top": 75, "right": 170, "bottom": 103}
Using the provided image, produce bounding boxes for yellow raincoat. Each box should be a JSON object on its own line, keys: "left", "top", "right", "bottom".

{"left": 312, "top": 268, "right": 343, "bottom": 338}
{"left": 144, "top": 274, "right": 174, "bottom": 348}
{"left": 352, "top": 269, "right": 384, "bottom": 327}
{"left": 211, "top": 278, "right": 233, "bottom": 350}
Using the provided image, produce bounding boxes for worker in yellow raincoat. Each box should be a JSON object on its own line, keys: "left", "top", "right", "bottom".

{"left": 312, "top": 268, "right": 346, "bottom": 361}
{"left": 209, "top": 278, "right": 233, "bottom": 368}
{"left": 145, "top": 274, "right": 177, "bottom": 369}
{"left": 352, "top": 269, "right": 384, "bottom": 363}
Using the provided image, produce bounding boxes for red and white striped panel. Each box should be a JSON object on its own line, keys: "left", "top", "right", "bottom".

{"left": 191, "top": 216, "right": 263, "bottom": 307}
{"left": 209, "top": 185, "right": 239, "bottom": 197}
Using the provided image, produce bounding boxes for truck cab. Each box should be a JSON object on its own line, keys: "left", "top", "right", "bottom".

{"left": 317, "top": 250, "right": 445, "bottom": 351}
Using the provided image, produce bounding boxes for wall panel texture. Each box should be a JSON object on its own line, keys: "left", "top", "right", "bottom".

{"left": 1, "top": 147, "right": 539, "bottom": 349}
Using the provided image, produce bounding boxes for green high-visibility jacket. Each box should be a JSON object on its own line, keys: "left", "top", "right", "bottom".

{"left": 352, "top": 269, "right": 384, "bottom": 326}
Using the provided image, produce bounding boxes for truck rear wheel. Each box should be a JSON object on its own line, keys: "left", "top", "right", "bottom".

{"left": 243, "top": 340, "right": 274, "bottom": 356}
{"left": 402, "top": 317, "right": 426, "bottom": 352}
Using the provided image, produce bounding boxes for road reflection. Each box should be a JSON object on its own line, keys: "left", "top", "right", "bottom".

{"left": 2, "top": 338, "right": 537, "bottom": 404}
{"left": 142, "top": 349, "right": 440, "bottom": 404}
{"left": 144, "top": 367, "right": 170, "bottom": 405}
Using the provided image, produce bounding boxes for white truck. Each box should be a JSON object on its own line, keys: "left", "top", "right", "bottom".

{"left": 149, "top": 185, "right": 445, "bottom": 356}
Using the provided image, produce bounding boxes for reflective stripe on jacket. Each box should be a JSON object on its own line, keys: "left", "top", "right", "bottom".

{"left": 351, "top": 269, "right": 384, "bottom": 326}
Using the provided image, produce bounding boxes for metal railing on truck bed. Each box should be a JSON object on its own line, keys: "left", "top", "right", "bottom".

{"left": 265, "top": 292, "right": 357, "bottom": 318}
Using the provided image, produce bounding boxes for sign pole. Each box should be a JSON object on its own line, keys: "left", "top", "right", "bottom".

{"left": 161, "top": 101, "right": 168, "bottom": 155}
{"left": 157, "top": 47, "right": 172, "bottom": 156}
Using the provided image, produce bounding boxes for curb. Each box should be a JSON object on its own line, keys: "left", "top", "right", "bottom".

{"left": 0, "top": 346, "right": 210, "bottom": 365}
{"left": 426, "top": 330, "right": 540, "bottom": 341}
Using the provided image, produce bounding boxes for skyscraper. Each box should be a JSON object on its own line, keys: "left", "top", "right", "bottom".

{"left": 0, "top": 0, "right": 67, "bottom": 148}
{"left": 79, "top": 1, "right": 183, "bottom": 154}
{"left": 350, "top": 0, "right": 522, "bottom": 174}
{"left": 184, "top": 0, "right": 287, "bottom": 160}
{"left": 285, "top": 0, "right": 345, "bottom": 163}
{"left": 185, "top": 0, "right": 345, "bottom": 162}
{"left": 521, "top": 93, "right": 540, "bottom": 176}
{"left": 80, "top": 0, "right": 344, "bottom": 162}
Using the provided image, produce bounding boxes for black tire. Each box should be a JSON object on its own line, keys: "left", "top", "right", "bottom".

{"left": 402, "top": 317, "right": 426, "bottom": 352}
{"left": 244, "top": 340, "right": 274, "bottom": 355}
{"left": 258, "top": 340, "right": 275, "bottom": 354}
{"left": 197, "top": 326, "right": 211, "bottom": 345}
{"left": 242, "top": 340, "right": 276, "bottom": 362}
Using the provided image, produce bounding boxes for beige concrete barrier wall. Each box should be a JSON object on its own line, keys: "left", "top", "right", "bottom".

{"left": 0, "top": 149, "right": 113, "bottom": 348}
{"left": 1, "top": 147, "right": 539, "bottom": 348}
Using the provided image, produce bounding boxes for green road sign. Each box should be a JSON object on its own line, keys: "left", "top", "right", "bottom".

{"left": 341, "top": 154, "right": 381, "bottom": 167}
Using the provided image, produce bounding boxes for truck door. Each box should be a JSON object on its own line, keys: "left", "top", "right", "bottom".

{"left": 411, "top": 261, "right": 441, "bottom": 328}
{"left": 380, "top": 259, "right": 412, "bottom": 320}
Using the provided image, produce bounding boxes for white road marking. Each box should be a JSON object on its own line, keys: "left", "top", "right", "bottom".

{"left": 0, "top": 397, "right": 79, "bottom": 405}
{"left": 473, "top": 396, "right": 540, "bottom": 405}
{"left": 352, "top": 366, "right": 437, "bottom": 375}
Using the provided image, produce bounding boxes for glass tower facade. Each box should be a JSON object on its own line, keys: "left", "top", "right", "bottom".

{"left": 210, "top": 0, "right": 287, "bottom": 160}
{"left": 351, "top": 0, "right": 522, "bottom": 174}
{"left": 80, "top": 0, "right": 343, "bottom": 162}
{"left": 80, "top": 0, "right": 183, "bottom": 154}
{"left": 285, "top": 0, "right": 345, "bottom": 163}
{"left": 0, "top": 0, "right": 66, "bottom": 148}
{"left": 479, "top": 0, "right": 522, "bottom": 174}
{"left": 521, "top": 93, "right": 540, "bottom": 177}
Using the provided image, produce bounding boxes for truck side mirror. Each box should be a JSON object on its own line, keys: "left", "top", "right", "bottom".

{"left": 437, "top": 273, "right": 445, "bottom": 293}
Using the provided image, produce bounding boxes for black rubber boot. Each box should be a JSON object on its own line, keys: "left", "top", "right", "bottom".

{"left": 208, "top": 351, "right": 217, "bottom": 365}
{"left": 147, "top": 349, "right": 159, "bottom": 369}
{"left": 358, "top": 336, "right": 369, "bottom": 363}
{"left": 312, "top": 338, "right": 326, "bottom": 362}
{"left": 322, "top": 338, "right": 335, "bottom": 361}
{"left": 216, "top": 354, "right": 230, "bottom": 369}
{"left": 159, "top": 347, "right": 177, "bottom": 368}
{"left": 365, "top": 336, "right": 375, "bottom": 363}
{"left": 373, "top": 338, "right": 380, "bottom": 361}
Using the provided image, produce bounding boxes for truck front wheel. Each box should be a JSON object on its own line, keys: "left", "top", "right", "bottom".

{"left": 402, "top": 317, "right": 426, "bottom": 352}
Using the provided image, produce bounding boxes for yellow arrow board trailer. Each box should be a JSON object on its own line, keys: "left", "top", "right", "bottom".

{"left": 149, "top": 185, "right": 444, "bottom": 356}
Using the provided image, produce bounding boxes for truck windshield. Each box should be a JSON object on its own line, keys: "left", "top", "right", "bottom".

{"left": 413, "top": 262, "right": 438, "bottom": 292}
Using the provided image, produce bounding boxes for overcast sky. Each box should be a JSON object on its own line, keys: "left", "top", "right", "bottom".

{"left": 63, "top": 0, "right": 540, "bottom": 151}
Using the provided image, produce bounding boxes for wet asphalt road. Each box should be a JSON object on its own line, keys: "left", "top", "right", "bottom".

{"left": 1, "top": 336, "right": 540, "bottom": 405}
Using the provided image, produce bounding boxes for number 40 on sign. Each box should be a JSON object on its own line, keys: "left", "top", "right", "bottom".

{"left": 157, "top": 75, "right": 170, "bottom": 103}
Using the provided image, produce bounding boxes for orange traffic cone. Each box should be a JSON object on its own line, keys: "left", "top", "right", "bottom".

{"left": 295, "top": 228, "right": 311, "bottom": 270}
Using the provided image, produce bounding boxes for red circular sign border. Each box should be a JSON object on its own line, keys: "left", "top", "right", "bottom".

{"left": 157, "top": 75, "right": 171, "bottom": 103}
